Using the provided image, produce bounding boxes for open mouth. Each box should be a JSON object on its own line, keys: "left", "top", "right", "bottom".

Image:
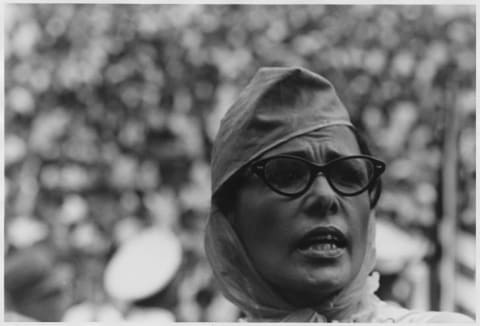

{"left": 296, "top": 226, "right": 348, "bottom": 259}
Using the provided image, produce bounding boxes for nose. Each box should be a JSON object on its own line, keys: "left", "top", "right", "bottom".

{"left": 303, "top": 175, "right": 339, "bottom": 217}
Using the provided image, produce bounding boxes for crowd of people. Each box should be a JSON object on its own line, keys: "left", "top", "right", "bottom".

{"left": 5, "top": 4, "right": 475, "bottom": 321}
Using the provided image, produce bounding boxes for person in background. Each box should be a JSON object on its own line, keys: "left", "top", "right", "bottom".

{"left": 5, "top": 245, "right": 74, "bottom": 322}
{"left": 204, "top": 67, "right": 473, "bottom": 322}
{"left": 63, "top": 227, "right": 181, "bottom": 322}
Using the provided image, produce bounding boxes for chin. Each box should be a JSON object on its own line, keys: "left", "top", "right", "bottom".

{"left": 304, "top": 268, "right": 350, "bottom": 294}
{"left": 270, "top": 263, "right": 352, "bottom": 307}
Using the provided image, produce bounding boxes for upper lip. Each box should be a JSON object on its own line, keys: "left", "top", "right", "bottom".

{"left": 296, "top": 226, "right": 348, "bottom": 249}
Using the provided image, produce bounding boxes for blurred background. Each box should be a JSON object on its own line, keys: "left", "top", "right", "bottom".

{"left": 4, "top": 4, "right": 475, "bottom": 322}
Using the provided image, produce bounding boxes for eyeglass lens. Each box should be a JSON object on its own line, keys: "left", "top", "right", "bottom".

{"left": 326, "top": 157, "right": 373, "bottom": 193}
{"left": 263, "top": 156, "right": 375, "bottom": 195}
{"left": 264, "top": 158, "right": 310, "bottom": 193}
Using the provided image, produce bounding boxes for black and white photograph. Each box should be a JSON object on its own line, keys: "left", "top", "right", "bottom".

{"left": 3, "top": 2, "right": 476, "bottom": 322}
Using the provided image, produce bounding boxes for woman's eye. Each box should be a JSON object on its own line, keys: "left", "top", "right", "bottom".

{"left": 341, "top": 169, "right": 364, "bottom": 183}
{"left": 266, "top": 159, "right": 308, "bottom": 187}
{"left": 278, "top": 169, "right": 302, "bottom": 184}
{"left": 332, "top": 161, "right": 367, "bottom": 185}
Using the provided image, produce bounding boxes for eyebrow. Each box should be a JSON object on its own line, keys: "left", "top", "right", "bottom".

{"left": 324, "top": 149, "right": 346, "bottom": 161}
{"left": 267, "top": 147, "right": 346, "bottom": 162}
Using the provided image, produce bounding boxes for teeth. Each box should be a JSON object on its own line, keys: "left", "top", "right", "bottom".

{"left": 308, "top": 243, "right": 338, "bottom": 251}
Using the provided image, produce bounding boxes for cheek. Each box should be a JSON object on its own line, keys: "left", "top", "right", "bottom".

{"left": 233, "top": 185, "right": 296, "bottom": 256}
{"left": 235, "top": 191, "right": 274, "bottom": 232}
{"left": 344, "top": 193, "right": 371, "bottom": 267}
{"left": 348, "top": 195, "right": 370, "bottom": 232}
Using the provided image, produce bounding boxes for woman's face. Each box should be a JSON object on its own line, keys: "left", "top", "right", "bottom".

{"left": 231, "top": 126, "right": 371, "bottom": 307}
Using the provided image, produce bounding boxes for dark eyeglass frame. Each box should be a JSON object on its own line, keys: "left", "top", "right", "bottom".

{"left": 250, "top": 154, "right": 386, "bottom": 198}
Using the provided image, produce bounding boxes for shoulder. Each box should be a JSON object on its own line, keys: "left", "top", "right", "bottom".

{"left": 397, "top": 311, "right": 474, "bottom": 323}
{"left": 372, "top": 298, "right": 474, "bottom": 323}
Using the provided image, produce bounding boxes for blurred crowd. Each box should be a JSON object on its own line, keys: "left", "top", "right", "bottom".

{"left": 4, "top": 4, "right": 475, "bottom": 322}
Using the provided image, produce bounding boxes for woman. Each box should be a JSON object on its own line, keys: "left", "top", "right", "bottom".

{"left": 204, "top": 67, "right": 472, "bottom": 322}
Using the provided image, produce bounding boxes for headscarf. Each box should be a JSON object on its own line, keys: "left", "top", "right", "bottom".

{"left": 205, "top": 67, "right": 379, "bottom": 322}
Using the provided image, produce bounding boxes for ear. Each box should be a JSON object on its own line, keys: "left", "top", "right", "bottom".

{"left": 225, "top": 210, "right": 235, "bottom": 225}
{"left": 368, "top": 189, "right": 376, "bottom": 207}
{"left": 368, "top": 181, "right": 382, "bottom": 208}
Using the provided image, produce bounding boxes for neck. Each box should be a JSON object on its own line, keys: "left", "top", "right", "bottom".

{"left": 316, "top": 299, "right": 361, "bottom": 322}
{"left": 309, "top": 282, "right": 370, "bottom": 322}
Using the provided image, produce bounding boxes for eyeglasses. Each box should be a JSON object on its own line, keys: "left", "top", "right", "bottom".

{"left": 250, "top": 154, "right": 386, "bottom": 197}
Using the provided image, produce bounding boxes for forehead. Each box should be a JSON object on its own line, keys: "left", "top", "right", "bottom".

{"left": 262, "top": 125, "right": 360, "bottom": 160}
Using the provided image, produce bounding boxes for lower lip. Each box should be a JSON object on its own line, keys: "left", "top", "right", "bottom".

{"left": 297, "top": 243, "right": 346, "bottom": 259}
